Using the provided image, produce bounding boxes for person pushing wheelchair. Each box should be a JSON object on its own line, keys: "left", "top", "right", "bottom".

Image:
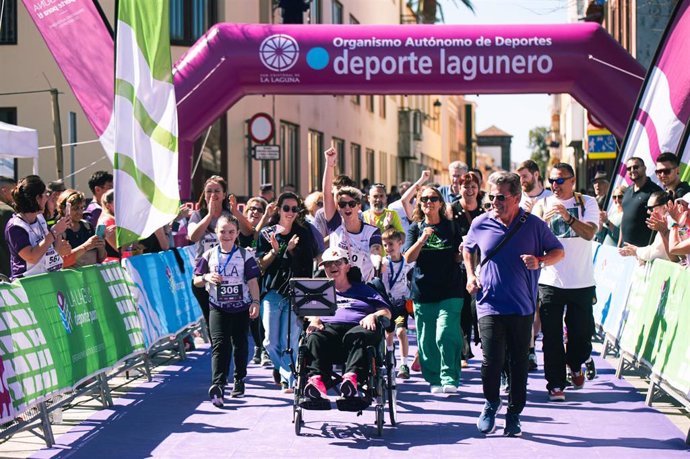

{"left": 303, "top": 247, "right": 392, "bottom": 400}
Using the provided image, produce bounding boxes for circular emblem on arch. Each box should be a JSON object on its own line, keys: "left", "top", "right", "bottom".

{"left": 259, "top": 34, "right": 300, "bottom": 72}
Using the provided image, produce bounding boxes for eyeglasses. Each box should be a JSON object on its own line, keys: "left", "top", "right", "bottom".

{"left": 420, "top": 196, "right": 440, "bottom": 203}
{"left": 337, "top": 200, "right": 359, "bottom": 208}
{"left": 548, "top": 176, "right": 574, "bottom": 185}
{"left": 655, "top": 168, "right": 675, "bottom": 176}
{"left": 488, "top": 194, "right": 508, "bottom": 202}
{"left": 281, "top": 205, "right": 300, "bottom": 213}
{"left": 626, "top": 165, "right": 641, "bottom": 172}
{"left": 70, "top": 205, "right": 85, "bottom": 211}
{"left": 323, "top": 259, "right": 345, "bottom": 268}
{"left": 247, "top": 206, "right": 264, "bottom": 214}
{"left": 612, "top": 195, "right": 624, "bottom": 200}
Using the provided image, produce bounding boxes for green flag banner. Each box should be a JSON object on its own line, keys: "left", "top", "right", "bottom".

{"left": 0, "top": 264, "right": 145, "bottom": 422}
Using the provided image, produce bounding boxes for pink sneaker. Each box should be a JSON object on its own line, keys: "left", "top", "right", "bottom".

{"left": 340, "top": 372, "right": 358, "bottom": 398}
{"left": 304, "top": 375, "right": 327, "bottom": 399}
{"left": 411, "top": 353, "right": 421, "bottom": 372}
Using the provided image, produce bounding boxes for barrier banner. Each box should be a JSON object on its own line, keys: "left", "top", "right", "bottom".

{"left": 0, "top": 265, "right": 144, "bottom": 423}
{"left": 592, "top": 243, "right": 638, "bottom": 340}
{"left": 639, "top": 261, "right": 690, "bottom": 397}
{"left": 123, "top": 251, "right": 201, "bottom": 349}
{"left": 0, "top": 283, "right": 58, "bottom": 423}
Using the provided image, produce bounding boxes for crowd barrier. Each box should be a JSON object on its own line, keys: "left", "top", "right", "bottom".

{"left": 0, "top": 246, "right": 203, "bottom": 444}
{"left": 592, "top": 243, "right": 690, "bottom": 443}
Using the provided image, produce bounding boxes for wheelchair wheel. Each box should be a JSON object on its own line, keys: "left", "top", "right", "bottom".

{"left": 387, "top": 378, "right": 397, "bottom": 426}
{"left": 385, "top": 350, "right": 397, "bottom": 426}
{"left": 294, "top": 407, "right": 303, "bottom": 436}
{"left": 375, "top": 405, "right": 384, "bottom": 436}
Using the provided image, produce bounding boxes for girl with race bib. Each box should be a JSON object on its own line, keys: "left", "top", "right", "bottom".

{"left": 188, "top": 176, "right": 231, "bottom": 332}
{"left": 194, "top": 214, "right": 260, "bottom": 407}
{"left": 5, "top": 175, "right": 71, "bottom": 280}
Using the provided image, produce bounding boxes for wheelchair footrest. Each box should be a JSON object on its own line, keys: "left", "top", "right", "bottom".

{"left": 298, "top": 397, "right": 332, "bottom": 411}
{"left": 336, "top": 396, "right": 371, "bottom": 412}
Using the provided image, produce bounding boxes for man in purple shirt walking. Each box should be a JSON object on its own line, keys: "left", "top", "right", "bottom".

{"left": 463, "top": 172, "right": 564, "bottom": 437}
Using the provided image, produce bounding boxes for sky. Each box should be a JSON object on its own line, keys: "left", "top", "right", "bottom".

{"left": 443, "top": 0, "right": 569, "bottom": 163}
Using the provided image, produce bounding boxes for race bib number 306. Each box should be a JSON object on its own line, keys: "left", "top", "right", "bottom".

{"left": 217, "top": 283, "right": 243, "bottom": 303}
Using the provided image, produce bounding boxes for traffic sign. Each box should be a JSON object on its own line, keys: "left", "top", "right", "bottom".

{"left": 249, "top": 113, "right": 274, "bottom": 144}
{"left": 587, "top": 129, "right": 617, "bottom": 159}
{"left": 253, "top": 145, "right": 280, "bottom": 160}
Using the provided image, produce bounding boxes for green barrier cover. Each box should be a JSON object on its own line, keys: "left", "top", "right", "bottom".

{"left": 619, "top": 260, "right": 690, "bottom": 397}
{"left": 0, "top": 264, "right": 145, "bottom": 422}
{"left": 645, "top": 261, "right": 690, "bottom": 397}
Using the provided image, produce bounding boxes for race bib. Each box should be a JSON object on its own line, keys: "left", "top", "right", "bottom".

{"left": 217, "top": 282, "right": 243, "bottom": 303}
{"left": 202, "top": 234, "right": 218, "bottom": 253}
{"left": 44, "top": 246, "right": 63, "bottom": 272}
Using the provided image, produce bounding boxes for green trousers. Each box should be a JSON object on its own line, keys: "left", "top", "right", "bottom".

{"left": 414, "top": 297, "right": 463, "bottom": 387}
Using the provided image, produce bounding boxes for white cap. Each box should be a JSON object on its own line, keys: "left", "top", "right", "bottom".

{"left": 320, "top": 247, "right": 348, "bottom": 265}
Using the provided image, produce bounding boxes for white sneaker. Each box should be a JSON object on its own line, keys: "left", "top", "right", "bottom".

{"left": 430, "top": 385, "right": 443, "bottom": 394}
{"left": 442, "top": 385, "right": 458, "bottom": 394}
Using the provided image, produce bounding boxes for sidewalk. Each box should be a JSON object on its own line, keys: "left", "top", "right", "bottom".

{"left": 3, "top": 341, "right": 685, "bottom": 459}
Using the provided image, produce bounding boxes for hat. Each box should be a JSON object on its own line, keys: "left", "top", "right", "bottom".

{"left": 681, "top": 193, "right": 690, "bottom": 204}
{"left": 260, "top": 183, "right": 273, "bottom": 192}
{"left": 593, "top": 171, "right": 609, "bottom": 183}
{"left": 47, "top": 180, "right": 66, "bottom": 193}
{"left": 319, "top": 247, "right": 348, "bottom": 265}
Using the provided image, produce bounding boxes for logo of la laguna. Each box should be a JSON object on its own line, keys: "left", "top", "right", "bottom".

{"left": 56, "top": 291, "right": 72, "bottom": 334}
{"left": 260, "top": 34, "right": 299, "bottom": 72}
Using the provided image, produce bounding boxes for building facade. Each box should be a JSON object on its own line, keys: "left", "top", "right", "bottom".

{"left": 0, "top": 0, "right": 474, "bottom": 200}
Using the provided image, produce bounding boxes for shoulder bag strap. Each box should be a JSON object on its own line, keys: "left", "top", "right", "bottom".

{"left": 480, "top": 213, "right": 529, "bottom": 268}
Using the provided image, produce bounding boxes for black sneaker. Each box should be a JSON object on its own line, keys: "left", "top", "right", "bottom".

{"left": 504, "top": 412, "right": 522, "bottom": 437}
{"left": 252, "top": 347, "right": 262, "bottom": 364}
{"left": 528, "top": 352, "right": 538, "bottom": 372}
{"left": 208, "top": 384, "right": 224, "bottom": 408}
{"left": 585, "top": 358, "right": 596, "bottom": 380}
{"left": 230, "top": 379, "right": 245, "bottom": 398}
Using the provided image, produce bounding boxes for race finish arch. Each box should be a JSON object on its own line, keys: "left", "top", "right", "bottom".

{"left": 173, "top": 22, "right": 645, "bottom": 197}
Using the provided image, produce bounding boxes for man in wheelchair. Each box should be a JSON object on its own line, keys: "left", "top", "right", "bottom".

{"left": 303, "top": 248, "right": 392, "bottom": 401}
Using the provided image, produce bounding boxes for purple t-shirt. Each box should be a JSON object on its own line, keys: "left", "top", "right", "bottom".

{"left": 83, "top": 200, "right": 102, "bottom": 228}
{"left": 464, "top": 210, "right": 563, "bottom": 318}
{"left": 194, "top": 246, "right": 260, "bottom": 312}
{"left": 321, "top": 282, "right": 390, "bottom": 324}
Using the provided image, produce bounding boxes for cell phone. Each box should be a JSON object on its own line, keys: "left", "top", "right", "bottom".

{"left": 96, "top": 224, "right": 106, "bottom": 237}
{"left": 65, "top": 202, "right": 72, "bottom": 216}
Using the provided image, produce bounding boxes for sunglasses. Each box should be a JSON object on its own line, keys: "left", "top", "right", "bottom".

{"left": 323, "top": 259, "right": 345, "bottom": 268}
{"left": 281, "top": 205, "right": 300, "bottom": 213}
{"left": 488, "top": 194, "right": 508, "bottom": 202}
{"left": 645, "top": 203, "right": 666, "bottom": 211}
{"left": 420, "top": 196, "right": 440, "bottom": 203}
{"left": 612, "top": 195, "right": 624, "bottom": 200}
{"left": 337, "top": 200, "right": 359, "bottom": 208}
{"left": 316, "top": 201, "right": 324, "bottom": 207}
{"left": 626, "top": 165, "right": 641, "bottom": 172}
{"left": 655, "top": 168, "right": 675, "bottom": 176}
{"left": 247, "top": 206, "right": 265, "bottom": 214}
{"left": 548, "top": 176, "right": 573, "bottom": 185}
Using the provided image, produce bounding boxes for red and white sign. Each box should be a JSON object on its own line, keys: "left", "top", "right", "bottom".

{"left": 249, "top": 113, "right": 275, "bottom": 144}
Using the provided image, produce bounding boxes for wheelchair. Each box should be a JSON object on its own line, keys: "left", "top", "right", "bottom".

{"left": 287, "top": 278, "right": 397, "bottom": 436}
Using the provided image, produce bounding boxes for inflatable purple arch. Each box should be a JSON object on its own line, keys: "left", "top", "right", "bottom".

{"left": 173, "top": 22, "right": 644, "bottom": 196}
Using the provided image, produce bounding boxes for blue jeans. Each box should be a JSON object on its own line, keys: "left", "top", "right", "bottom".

{"left": 262, "top": 290, "right": 301, "bottom": 386}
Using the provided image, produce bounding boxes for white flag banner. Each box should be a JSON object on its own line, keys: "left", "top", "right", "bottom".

{"left": 113, "top": 0, "right": 179, "bottom": 246}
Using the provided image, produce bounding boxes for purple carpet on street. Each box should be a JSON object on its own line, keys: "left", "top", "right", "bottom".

{"left": 29, "top": 343, "right": 689, "bottom": 458}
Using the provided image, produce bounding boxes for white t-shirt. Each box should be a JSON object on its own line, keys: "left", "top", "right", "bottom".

{"left": 520, "top": 188, "right": 553, "bottom": 211}
{"left": 387, "top": 199, "right": 411, "bottom": 234}
{"left": 381, "top": 256, "right": 415, "bottom": 302}
{"left": 536, "top": 194, "right": 599, "bottom": 289}
{"left": 329, "top": 222, "right": 382, "bottom": 283}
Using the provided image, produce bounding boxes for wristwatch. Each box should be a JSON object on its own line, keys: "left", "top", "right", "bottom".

{"left": 538, "top": 260, "right": 546, "bottom": 269}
